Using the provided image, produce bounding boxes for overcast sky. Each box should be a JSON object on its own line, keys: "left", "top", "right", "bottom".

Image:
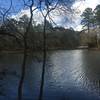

{"left": 0, "top": 0, "right": 100, "bottom": 31}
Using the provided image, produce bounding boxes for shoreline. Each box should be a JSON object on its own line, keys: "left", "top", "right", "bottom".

{"left": 0, "top": 48, "right": 100, "bottom": 54}
{"left": 0, "top": 48, "right": 76, "bottom": 53}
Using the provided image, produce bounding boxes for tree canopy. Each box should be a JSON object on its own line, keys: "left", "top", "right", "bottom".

{"left": 81, "top": 4, "right": 100, "bottom": 30}
{"left": 81, "top": 8, "right": 94, "bottom": 31}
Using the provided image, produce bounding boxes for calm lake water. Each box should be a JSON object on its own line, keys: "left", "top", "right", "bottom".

{"left": 0, "top": 50, "right": 100, "bottom": 100}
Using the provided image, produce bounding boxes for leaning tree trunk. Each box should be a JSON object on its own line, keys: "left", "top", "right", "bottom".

{"left": 18, "top": 36, "right": 27, "bottom": 100}
{"left": 38, "top": 17, "right": 47, "bottom": 100}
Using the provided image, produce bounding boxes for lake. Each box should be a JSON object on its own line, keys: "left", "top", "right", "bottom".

{"left": 0, "top": 50, "right": 100, "bottom": 100}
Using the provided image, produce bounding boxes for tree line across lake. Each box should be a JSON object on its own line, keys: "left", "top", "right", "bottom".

{"left": 0, "top": 15, "right": 80, "bottom": 51}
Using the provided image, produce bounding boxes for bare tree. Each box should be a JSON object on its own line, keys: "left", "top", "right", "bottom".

{"left": 17, "top": 0, "right": 38, "bottom": 100}
{"left": 38, "top": 0, "right": 84, "bottom": 100}
{"left": 0, "top": 0, "right": 24, "bottom": 46}
{"left": 38, "top": 1, "right": 59, "bottom": 100}
{"left": 0, "top": 0, "right": 36, "bottom": 100}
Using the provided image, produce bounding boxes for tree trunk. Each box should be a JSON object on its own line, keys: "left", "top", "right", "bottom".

{"left": 38, "top": 17, "right": 47, "bottom": 100}
{"left": 17, "top": 4, "right": 33, "bottom": 100}
{"left": 88, "top": 23, "right": 90, "bottom": 33}
{"left": 18, "top": 37, "right": 27, "bottom": 100}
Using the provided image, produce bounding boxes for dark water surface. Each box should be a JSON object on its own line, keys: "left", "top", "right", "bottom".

{"left": 0, "top": 50, "right": 100, "bottom": 100}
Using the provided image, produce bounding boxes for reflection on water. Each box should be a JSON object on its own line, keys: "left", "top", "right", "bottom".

{"left": 44, "top": 50, "right": 100, "bottom": 100}
{"left": 0, "top": 50, "right": 100, "bottom": 100}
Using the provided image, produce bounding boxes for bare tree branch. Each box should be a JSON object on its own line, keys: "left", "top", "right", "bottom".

{"left": 47, "top": 14, "right": 58, "bottom": 26}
